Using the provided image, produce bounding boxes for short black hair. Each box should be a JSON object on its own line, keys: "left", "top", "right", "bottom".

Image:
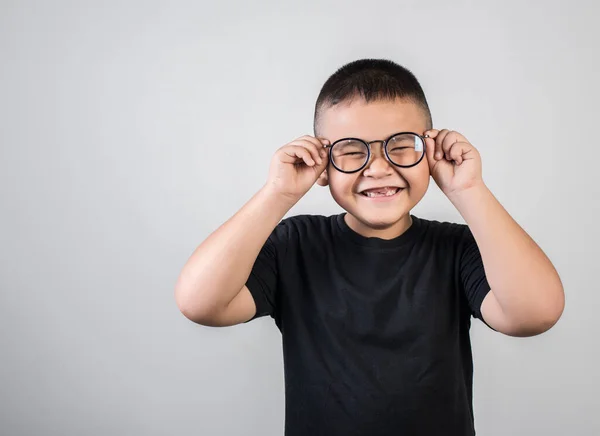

{"left": 313, "top": 58, "right": 432, "bottom": 134}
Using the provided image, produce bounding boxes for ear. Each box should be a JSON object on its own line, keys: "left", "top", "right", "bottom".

{"left": 316, "top": 167, "right": 329, "bottom": 186}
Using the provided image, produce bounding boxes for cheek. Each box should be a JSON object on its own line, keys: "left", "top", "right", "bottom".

{"left": 328, "top": 173, "right": 357, "bottom": 196}
{"left": 406, "top": 164, "right": 430, "bottom": 186}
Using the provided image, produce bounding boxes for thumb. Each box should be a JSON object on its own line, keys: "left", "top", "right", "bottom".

{"left": 424, "top": 134, "right": 437, "bottom": 170}
{"left": 311, "top": 151, "right": 329, "bottom": 176}
{"left": 316, "top": 145, "right": 330, "bottom": 168}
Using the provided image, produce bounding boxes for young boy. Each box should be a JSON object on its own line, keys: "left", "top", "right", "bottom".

{"left": 175, "top": 59, "right": 564, "bottom": 436}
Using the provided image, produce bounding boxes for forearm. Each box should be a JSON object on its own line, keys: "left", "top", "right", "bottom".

{"left": 448, "top": 183, "right": 564, "bottom": 324}
{"left": 174, "top": 185, "right": 296, "bottom": 317}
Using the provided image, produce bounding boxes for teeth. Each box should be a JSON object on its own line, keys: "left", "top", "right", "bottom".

{"left": 363, "top": 188, "right": 400, "bottom": 197}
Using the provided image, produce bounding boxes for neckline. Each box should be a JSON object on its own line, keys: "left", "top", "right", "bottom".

{"left": 334, "top": 212, "right": 421, "bottom": 249}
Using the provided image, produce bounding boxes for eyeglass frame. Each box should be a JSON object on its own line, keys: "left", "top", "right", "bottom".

{"left": 322, "top": 131, "right": 430, "bottom": 174}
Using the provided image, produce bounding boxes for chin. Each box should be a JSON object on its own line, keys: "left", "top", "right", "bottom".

{"left": 335, "top": 197, "right": 408, "bottom": 230}
{"left": 331, "top": 186, "right": 424, "bottom": 230}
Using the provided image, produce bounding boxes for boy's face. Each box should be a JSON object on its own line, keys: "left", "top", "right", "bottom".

{"left": 316, "top": 98, "right": 430, "bottom": 239}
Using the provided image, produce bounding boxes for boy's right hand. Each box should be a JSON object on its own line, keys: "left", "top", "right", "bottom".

{"left": 265, "top": 135, "right": 330, "bottom": 202}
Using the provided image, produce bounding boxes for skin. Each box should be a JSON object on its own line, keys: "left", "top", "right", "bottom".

{"left": 175, "top": 96, "right": 564, "bottom": 335}
{"left": 313, "top": 97, "right": 564, "bottom": 337}
{"left": 315, "top": 98, "right": 430, "bottom": 239}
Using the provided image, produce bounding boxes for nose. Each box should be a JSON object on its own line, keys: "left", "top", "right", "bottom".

{"left": 363, "top": 141, "right": 394, "bottom": 176}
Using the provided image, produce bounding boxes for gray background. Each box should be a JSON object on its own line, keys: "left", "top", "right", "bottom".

{"left": 1, "top": 0, "right": 598, "bottom": 435}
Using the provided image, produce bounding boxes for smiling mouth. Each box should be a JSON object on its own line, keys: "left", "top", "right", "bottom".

{"left": 359, "top": 187, "right": 403, "bottom": 198}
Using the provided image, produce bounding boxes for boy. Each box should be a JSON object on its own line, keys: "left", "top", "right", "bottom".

{"left": 174, "top": 59, "right": 564, "bottom": 435}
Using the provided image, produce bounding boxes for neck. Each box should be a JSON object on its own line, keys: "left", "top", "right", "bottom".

{"left": 344, "top": 213, "right": 413, "bottom": 240}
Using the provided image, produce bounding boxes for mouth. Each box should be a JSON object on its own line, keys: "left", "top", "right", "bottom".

{"left": 358, "top": 186, "right": 405, "bottom": 199}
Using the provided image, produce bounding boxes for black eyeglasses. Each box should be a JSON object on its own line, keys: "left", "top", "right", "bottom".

{"left": 323, "top": 132, "right": 429, "bottom": 173}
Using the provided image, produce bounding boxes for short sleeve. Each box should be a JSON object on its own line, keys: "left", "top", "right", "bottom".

{"left": 459, "top": 225, "right": 492, "bottom": 323}
{"left": 243, "top": 219, "right": 289, "bottom": 323}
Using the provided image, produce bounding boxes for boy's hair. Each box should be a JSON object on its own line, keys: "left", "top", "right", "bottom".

{"left": 313, "top": 58, "right": 433, "bottom": 134}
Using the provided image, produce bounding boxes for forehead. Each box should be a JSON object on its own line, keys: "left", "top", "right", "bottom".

{"left": 318, "top": 98, "right": 426, "bottom": 141}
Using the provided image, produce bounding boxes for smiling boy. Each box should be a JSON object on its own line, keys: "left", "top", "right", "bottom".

{"left": 175, "top": 59, "right": 564, "bottom": 436}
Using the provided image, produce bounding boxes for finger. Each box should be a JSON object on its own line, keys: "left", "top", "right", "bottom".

{"left": 435, "top": 129, "right": 450, "bottom": 160}
{"left": 302, "top": 135, "right": 331, "bottom": 161}
{"left": 295, "top": 137, "right": 325, "bottom": 161}
{"left": 423, "top": 133, "right": 437, "bottom": 166}
{"left": 424, "top": 129, "right": 439, "bottom": 139}
{"left": 300, "top": 135, "right": 329, "bottom": 149}
{"left": 282, "top": 145, "right": 316, "bottom": 166}
{"left": 441, "top": 131, "right": 459, "bottom": 160}
{"left": 303, "top": 137, "right": 330, "bottom": 164}
{"left": 316, "top": 137, "right": 330, "bottom": 156}
{"left": 448, "top": 141, "right": 466, "bottom": 165}
{"left": 316, "top": 137, "right": 330, "bottom": 146}
{"left": 289, "top": 139, "right": 323, "bottom": 164}
{"left": 309, "top": 136, "right": 331, "bottom": 159}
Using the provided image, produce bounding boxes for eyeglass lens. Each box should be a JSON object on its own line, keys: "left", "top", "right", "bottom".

{"left": 330, "top": 133, "right": 424, "bottom": 172}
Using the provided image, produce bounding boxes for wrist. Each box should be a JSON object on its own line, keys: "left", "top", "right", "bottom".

{"left": 259, "top": 183, "right": 300, "bottom": 209}
{"left": 446, "top": 181, "right": 489, "bottom": 206}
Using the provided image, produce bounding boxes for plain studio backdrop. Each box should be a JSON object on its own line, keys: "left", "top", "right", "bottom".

{"left": 1, "top": 1, "right": 598, "bottom": 435}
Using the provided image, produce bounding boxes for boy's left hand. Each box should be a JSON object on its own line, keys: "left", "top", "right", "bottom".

{"left": 423, "top": 129, "right": 484, "bottom": 196}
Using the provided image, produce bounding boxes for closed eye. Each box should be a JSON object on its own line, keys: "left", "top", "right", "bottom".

{"left": 389, "top": 146, "right": 411, "bottom": 152}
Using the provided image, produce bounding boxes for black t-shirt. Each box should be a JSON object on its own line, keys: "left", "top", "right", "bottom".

{"left": 245, "top": 213, "right": 492, "bottom": 436}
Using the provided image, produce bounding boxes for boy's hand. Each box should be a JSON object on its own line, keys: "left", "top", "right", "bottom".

{"left": 265, "top": 135, "right": 330, "bottom": 202}
{"left": 423, "top": 129, "right": 485, "bottom": 196}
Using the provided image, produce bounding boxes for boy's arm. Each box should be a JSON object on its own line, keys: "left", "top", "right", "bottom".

{"left": 174, "top": 185, "right": 295, "bottom": 326}
{"left": 174, "top": 135, "right": 329, "bottom": 327}
{"left": 424, "top": 128, "right": 564, "bottom": 337}
{"left": 449, "top": 183, "right": 565, "bottom": 337}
